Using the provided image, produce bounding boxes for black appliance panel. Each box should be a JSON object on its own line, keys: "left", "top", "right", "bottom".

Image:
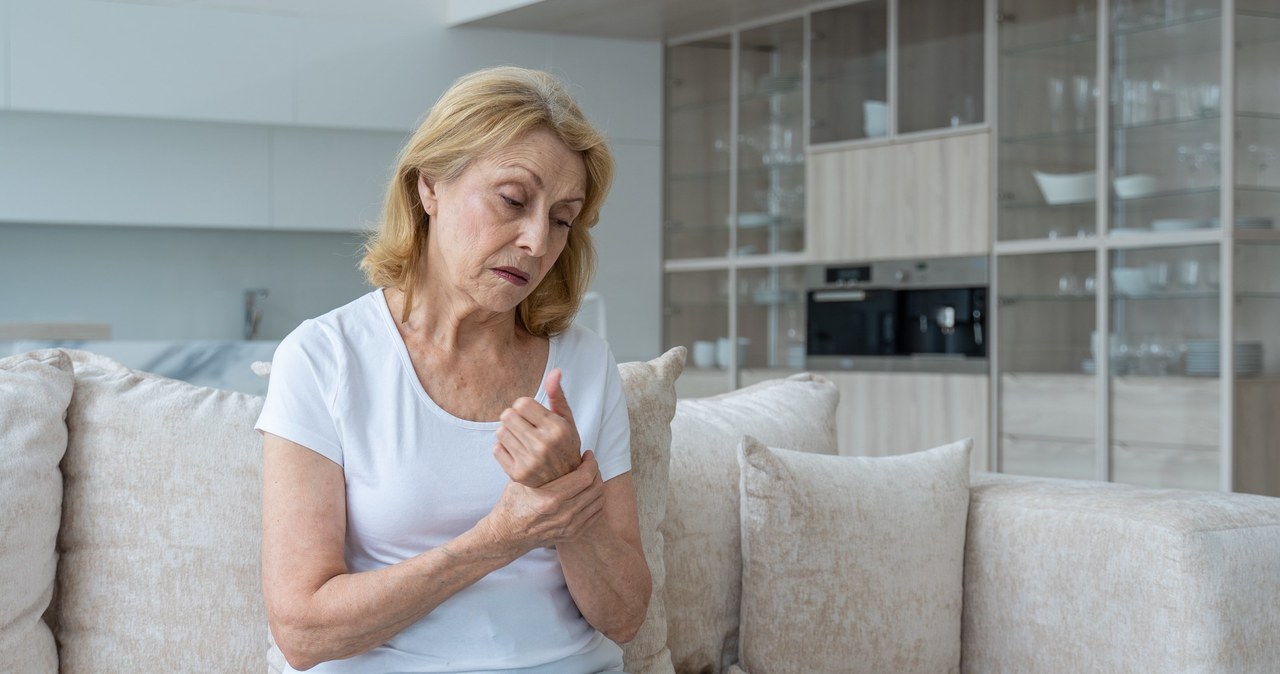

{"left": 807, "top": 288, "right": 897, "bottom": 357}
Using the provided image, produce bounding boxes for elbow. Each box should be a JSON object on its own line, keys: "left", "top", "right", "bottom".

{"left": 603, "top": 577, "right": 653, "bottom": 645}
{"left": 269, "top": 610, "right": 330, "bottom": 672}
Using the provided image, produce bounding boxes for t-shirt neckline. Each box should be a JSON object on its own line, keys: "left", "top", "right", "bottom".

{"left": 374, "top": 288, "right": 557, "bottom": 430}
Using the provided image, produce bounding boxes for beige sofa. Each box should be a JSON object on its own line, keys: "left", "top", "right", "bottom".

{"left": 3, "top": 347, "right": 1280, "bottom": 673}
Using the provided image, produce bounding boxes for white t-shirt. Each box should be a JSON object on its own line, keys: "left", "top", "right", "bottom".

{"left": 255, "top": 289, "right": 631, "bottom": 674}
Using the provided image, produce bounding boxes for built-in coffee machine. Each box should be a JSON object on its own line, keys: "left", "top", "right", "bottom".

{"left": 805, "top": 256, "right": 988, "bottom": 373}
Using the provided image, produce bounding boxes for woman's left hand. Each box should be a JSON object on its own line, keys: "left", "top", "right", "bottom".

{"left": 494, "top": 368, "right": 583, "bottom": 487}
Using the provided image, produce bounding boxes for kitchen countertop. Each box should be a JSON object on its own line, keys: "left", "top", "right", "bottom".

{"left": 1, "top": 340, "right": 278, "bottom": 396}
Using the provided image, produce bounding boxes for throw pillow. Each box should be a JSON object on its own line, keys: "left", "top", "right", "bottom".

{"left": 57, "top": 350, "right": 268, "bottom": 671}
{"left": 615, "top": 347, "right": 685, "bottom": 674}
{"left": 735, "top": 436, "right": 972, "bottom": 674}
{"left": 0, "top": 350, "right": 74, "bottom": 674}
{"left": 663, "top": 374, "right": 838, "bottom": 674}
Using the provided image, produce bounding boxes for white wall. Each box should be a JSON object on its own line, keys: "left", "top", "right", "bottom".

{"left": 0, "top": 0, "right": 663, "bottom": 362}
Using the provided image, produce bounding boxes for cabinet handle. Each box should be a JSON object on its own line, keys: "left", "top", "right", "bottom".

{"left": 996, "top": 11, "right": 1016, "bottom": 24}
{"left": 813, "top": 290, "right": 868, "bottom": 302}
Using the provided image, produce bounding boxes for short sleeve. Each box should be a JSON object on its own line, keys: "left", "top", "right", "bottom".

{"left": 594, "top": 349, "right": 631, "bottom": 482}
{"left": 255, "top": 321, "right": 344, "bottom": 466}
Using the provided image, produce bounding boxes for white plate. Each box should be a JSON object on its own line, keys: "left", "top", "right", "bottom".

{"left": 1110, "top": 227, "right": 1149, "bottom": 236}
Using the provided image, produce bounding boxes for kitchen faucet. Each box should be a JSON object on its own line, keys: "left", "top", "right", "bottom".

{"left": 244, "top": 289, "right": 269, "bottom": 340}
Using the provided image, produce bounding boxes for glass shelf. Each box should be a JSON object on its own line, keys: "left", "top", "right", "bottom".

{"left": 667, "top": 98, "right": 732, "bottom": 115}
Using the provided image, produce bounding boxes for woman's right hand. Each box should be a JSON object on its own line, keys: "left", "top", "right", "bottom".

{"left": 480, "top": 450, "right": 607, "bottom": 553}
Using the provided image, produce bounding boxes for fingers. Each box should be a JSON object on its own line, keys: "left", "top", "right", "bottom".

{"left": 544, "top": 368, "right": 574, "bottom": 422}
{"left": 495, "top": 394, "right": 582, "bottom": 486}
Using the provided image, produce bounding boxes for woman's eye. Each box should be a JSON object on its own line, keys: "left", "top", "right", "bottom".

{"left": 501, "top": 195, "right": 523, "bottom": 208}
{"left": 555, "top": 218, "right": 572, "bottom": 229}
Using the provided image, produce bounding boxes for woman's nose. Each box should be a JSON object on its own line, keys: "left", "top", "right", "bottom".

{"left": 517, "top": 216, "right": 551, "bottom": 257}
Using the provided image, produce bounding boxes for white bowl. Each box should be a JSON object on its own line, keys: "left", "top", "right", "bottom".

{"left": 1111, "top": 268, "right": 1150, "bottom": 296}
{"left": 1033, "top": 170, "right": 1097, "bottom": 205}
{"left": 1113, "top": 174, "right": 1158, "bottom": 199}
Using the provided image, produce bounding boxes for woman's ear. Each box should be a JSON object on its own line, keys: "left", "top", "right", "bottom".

{"left": 417, "top": 173, "right": 438, "bottom": 216}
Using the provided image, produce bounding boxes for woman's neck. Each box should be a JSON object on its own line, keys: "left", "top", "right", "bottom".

{"left": 386, "top": 285, "right": 524, "bottom": 358}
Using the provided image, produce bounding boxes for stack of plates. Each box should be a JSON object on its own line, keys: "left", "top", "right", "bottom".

{"left": 1185, "top": 340, "right": 1264, "bottom": 376}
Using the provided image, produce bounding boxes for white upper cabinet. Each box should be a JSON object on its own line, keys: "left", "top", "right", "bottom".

{"left": 270, "top": 127, "right": 408, "bottom": 232}
{"left": 0, "top": 111, "right": 272, "bottom": 228}
{"left": 9, "top": 0, "right": 296, "bottom": 125}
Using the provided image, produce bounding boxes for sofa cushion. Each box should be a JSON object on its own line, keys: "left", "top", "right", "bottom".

{"left": 734, "top": 436, "right": 971, "bottom": 674}
{"left": 962, "top": 473, "right": 1280, "bottom": 673}
{"left": 0, "top": 350, "right": 74, "bottom": 673}
{"left": 663, "top": 374, "right": 838, "bottom": 674}
{"left": 615, "top": 347, "right": 685, "bottom": 674}
{"left": 57, "top": 350, "right": 267, "bottom": 671}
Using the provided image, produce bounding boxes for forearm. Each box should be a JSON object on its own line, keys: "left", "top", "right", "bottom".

{"left": 271, "top": 522, "right": 519, "bottom": 669}
{"left": 557, "top": 517, "right": 652, "bottom": 644}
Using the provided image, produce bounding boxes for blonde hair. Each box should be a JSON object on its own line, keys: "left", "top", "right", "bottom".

{"left": 360, "top": 66, "right": 614, "bottom": 337}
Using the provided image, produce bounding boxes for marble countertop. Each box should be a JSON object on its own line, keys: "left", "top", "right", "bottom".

{"left": 1, "top": 340, "right": 279, "bottom": 396}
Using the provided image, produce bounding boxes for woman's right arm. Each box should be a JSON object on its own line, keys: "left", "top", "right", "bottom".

{"left": 261, "top": 433, "right": 606, "bottom": 671}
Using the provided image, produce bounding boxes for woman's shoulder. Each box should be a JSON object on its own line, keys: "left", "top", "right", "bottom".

{"left": 554, "top": 323, "right": 609, "bottom": 356}
{"left": 277, "top": 290, "right": 385, "bottom": 360}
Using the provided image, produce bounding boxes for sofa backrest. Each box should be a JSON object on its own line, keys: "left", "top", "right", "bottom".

{"left": 56, "top": 350, "right": 268, "bottom": 672}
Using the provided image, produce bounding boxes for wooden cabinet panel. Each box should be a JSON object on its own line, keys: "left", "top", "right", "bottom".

{"left": 807, "top": 131, "right": 990, "bottom": 262}
{"left": 895, "top": 131, "right": 990, "bottom": 258}
{"left": 826, "top": 371, "right": 989, "bottom": 471}
{"left": 1113, "top": 377, "right": 1219, "bottom": 447}
{"left": 1000, "top": 435, "right": 1096, "bottom": 481}
{"left": 1001, "top": 373, "right": 1096, "bottom": 442}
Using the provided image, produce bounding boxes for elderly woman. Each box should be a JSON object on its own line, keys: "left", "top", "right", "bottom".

{"left": 256, "top": 67, "right": 650, "bottom": 673}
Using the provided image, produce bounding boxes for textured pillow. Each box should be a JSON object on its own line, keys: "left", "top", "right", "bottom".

{"left": 0, "top": 350, "right": 74, "bottom": 673}
{"left": 734, "top": 437, "right": 971, "bottom": 674}
{"left": 664, "top": 374, "right": 838, "bottom": 674}
{"left": 615, "top": 346, "right": 685, "bottom": 674}
{"left": 57, "top": 350, "right": 267, "bottom": 671}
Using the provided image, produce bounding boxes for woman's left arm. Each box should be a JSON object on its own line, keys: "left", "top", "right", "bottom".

{"left": 555, "top": 470, "right": 652, "bottom": 644}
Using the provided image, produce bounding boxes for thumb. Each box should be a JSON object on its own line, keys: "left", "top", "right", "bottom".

{"left": 545, "top": 368, "right": 574, "bottom": 420}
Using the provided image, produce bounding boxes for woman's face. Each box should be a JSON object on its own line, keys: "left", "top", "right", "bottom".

{"left": 418, "top": 126, "right": 587, "bottom": 316}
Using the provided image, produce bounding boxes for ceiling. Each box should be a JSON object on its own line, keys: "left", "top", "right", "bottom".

{"left": 452, "top": 0, "right": 819, "bottom": 41}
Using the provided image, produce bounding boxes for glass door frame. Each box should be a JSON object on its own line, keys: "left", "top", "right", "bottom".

{"left": 991, "top": 0, "right": 1242, "bottom": 492}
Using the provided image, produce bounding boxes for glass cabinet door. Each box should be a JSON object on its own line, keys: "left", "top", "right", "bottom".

{"left": 1108, "top": 244, "right": 1221, "bottom": 490}
{"left": 898, "top": 0, "right": 986, "bottom": 134}
{"left": 1235, "top": 6, "right": 1280, "bottom": 235}
{"left": 997, "top": 0, "right": 1099, "bottom": 241}
{"left": 665, "top": 37, "right": 732, "bottom": 260}
{"left": 664, "top": 270, "right": 732, "bottom": 372}
{"left": 736, "top": 265, "right": 807, "bottom": 369}
{"left": 1109, "top": 1, "right": 1222, "bottom": 235}
{"left": 1234, "top": 240, "right": 1280, "bottom": 496}
{"left": 736, "top": 18, "right": 806, "bottom": 257}
{"left": 997, "top": 251, "right": 1099, "bottom": 479}
{"left": 810, "top": 0, "right": 889, "bottom": 144}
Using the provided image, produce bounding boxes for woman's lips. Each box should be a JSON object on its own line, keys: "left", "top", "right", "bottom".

{"left": 492, "top": 267, "right": 530, "bottom": 286}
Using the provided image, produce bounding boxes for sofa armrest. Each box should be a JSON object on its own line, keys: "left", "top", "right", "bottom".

{"left": 961, "top": 473, "right": 1280, "bottom": 674}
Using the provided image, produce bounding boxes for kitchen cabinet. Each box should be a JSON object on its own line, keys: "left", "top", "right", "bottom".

{"left": 807, "top": 130, "right": 991, "bottom": 262}
{"left": 0, "top": 111, "right": 405, "bottom": 232}
{"left": 664, "top": 0, "right": 990, "bottom": 386}
{"left": 993, "top": 0, "right": 1280, "bottom": 495}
